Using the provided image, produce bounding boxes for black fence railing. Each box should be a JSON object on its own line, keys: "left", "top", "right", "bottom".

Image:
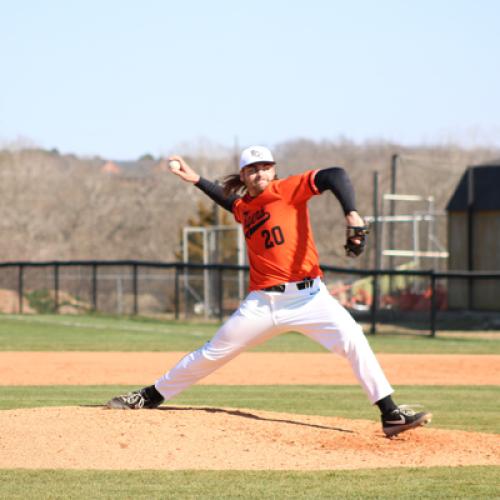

{"left": 1, "top": 260, "right": 500, "bottom": 337}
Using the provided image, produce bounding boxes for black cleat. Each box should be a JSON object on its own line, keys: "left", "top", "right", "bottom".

{"left": 382, "top": 405, "right": 432, "bottom": 437}
{"left": 106, "top": 386, "right": 164, "bottom": 410}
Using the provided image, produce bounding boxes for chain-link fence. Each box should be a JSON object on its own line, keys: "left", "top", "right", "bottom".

{"left": 1, "top": 261, "right": 499, "bottom": 335}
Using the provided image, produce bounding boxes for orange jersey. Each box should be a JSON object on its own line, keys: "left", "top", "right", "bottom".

{"left": 232, "top": 170, "right": 323, "bottom": 290}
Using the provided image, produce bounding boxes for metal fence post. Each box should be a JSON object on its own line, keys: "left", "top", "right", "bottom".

{"left": 91, "top": 264, "right": 98, "bottom": 312}
{"left": 184, "top": 263, "right": 189, "bottom": 320}
{"left": 388, "top": 154, "right": 398, "bottom": 294}
{"left": 18, "top": 264, "right": 24, "bottom": 314}
{"left": 370, "top": 271, "right": 379, "bottom": 335}
{"left": 370, "top": 171, "right": 380, "bottom": 335}
{"left": 174, "top": 264, "right": 180, "bottom": 320}
{"left": 218, "top": 267, "right": 224, "bottom": 322}
{"left": 54, "top": 264, "right": 60, "bottom": 313}
{"left": 430, "top": 271, "right": 437, "bottom": 337}
{"left": 132, "top": 264, "right": 138, "bottom": 315}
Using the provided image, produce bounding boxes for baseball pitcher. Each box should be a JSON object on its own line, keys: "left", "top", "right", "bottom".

{"left": 107, "top": 146, "right": 431, "bottom": 437}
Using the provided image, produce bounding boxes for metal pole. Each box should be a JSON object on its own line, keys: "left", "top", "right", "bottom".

{"left": 234, "top": 140, "right": 247, "bottom": 300}
{"left": 18, "top": 264, "right": 24, "bottom": 314}
{"left": 237, "top": 226, "right": 246, "bottom": 300}
{"left": 174, "top": 264, "right": 180, "bottom": 320}
{"left": 428, "top": 196, "right": 436, "bottom": 271}
{"left": 389, "top": 154, "right": 398, "bottom": 268}
{"left": 430, "top": 272, "right": 437, "bottom": 337}
{"left": 374, "top": 173, "right": 381, "bottom": 265}
{"left": 203, "top": 229, "right": 209, "bottom": 318}
{"left": 412, "top": 218, "right": 420, "bottom": 271}
{"left": 388, "top": 154, "right": 398, "bottom": 295}
{"left": 54, "top": 264, "right": 60, "bottom": 313}
{"left": 208, "top": 229, "right": 217, "bottom": 316}
{"left": 218, "top": 267, "right": 224, "bottom": 322}
{"left": 370, "top": 271, "right": 379, "bottom": 335}
{"left": 370, "top": 171, "right": 380, "bottom": 335}
{"left": 213, "top": 182, "right": 220, "bottom": 261}
{"left": 132, "top": 264, "right": 138, "bottom": 315}
{"left": 91, "top": 264, "right": 98, "bottom": 312}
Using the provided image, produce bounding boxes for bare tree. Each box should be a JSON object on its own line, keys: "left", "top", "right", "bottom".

{"left": 0, "top": 141, "right": 498, "bottom": 266}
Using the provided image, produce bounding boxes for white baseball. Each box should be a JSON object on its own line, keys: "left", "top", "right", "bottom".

{"left": 169, "top": 160, "right": 181, "bottom": 171}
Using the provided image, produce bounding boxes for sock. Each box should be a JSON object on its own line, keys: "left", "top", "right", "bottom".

{"left": 376, "top": 395, "right": 398, "bottom": 415}
{"left": 142, "top": 385, "right": 164, "bottom": 404}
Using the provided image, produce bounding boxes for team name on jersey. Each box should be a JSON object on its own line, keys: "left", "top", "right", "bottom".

{"left": 243, "top": 208, "right": 271, "bottom": 239}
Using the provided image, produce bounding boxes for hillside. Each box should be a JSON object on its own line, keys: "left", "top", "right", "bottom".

{"left": 1, "top": 141, "right": 498, "bottom": 267}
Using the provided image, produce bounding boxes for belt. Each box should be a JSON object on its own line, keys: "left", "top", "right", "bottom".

{"left": 263, "top": 277, "right": 315, "bottom": 293}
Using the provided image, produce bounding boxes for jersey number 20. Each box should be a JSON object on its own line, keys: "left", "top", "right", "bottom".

{"left": 262, "top": 226, "right": 285, "bottom": 249}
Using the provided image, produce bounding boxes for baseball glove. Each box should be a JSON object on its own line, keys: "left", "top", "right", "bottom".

{"left": 344, "top": 225, "right": 370, "bottom": 257}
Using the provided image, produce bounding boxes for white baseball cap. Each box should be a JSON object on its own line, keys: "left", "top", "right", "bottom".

{"left": 239, "top": 146, "right": 275, "bottom": 170}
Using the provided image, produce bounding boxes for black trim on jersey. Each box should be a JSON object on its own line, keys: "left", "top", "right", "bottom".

{"left": 314, "top": 167, "right": 357, "bottom": 215}
{"left": 195, "top": 177, "right": 239, "bottom": 212}
{"left": 308, "top": 172, "right": 316, "bottom": 194}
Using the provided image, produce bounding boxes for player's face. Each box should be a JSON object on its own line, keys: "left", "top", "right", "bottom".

{"left": 240, "top": 162, "right": 276, "bottom": 196}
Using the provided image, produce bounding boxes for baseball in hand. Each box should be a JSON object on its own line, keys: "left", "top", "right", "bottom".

{"left": 169, "top": 160, "right": 181, "bottom": 171}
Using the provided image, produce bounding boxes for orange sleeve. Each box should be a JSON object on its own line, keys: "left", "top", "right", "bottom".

{"left": 232, "top": 198, "right": 243, "bottom": 224}
{"left": 276, "top": 170, "right": 320, "bottom": 204}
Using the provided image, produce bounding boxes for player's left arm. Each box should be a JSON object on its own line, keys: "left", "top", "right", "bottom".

{"left": 313, "top": 167, "right": 369, "bottom": 257}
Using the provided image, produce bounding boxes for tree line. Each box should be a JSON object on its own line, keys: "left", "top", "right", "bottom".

{"left": 1, "top": 140, "right": 498, "bottom": 268}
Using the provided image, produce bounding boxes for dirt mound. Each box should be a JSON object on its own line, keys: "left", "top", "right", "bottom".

{"left": 0, "top": 406, "right": 498, "bottom": 470}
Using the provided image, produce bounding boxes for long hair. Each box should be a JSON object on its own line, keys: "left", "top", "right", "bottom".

{"left": 222, "top": 174, "right": 247, "bottom": 197}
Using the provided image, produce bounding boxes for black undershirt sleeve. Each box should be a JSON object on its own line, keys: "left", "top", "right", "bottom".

{"left": 314, "top": 167, "right": 357, "bottom": 215}
{"left": 194, "top": 177, "right": 239, "bottom": 213}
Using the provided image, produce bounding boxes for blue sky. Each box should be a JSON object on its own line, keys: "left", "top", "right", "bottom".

{"left": 1, "top": 0, "right": 499, "bottom": 159}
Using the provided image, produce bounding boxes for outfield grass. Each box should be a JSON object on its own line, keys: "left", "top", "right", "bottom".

{"left": 0, "top": 385, "right": 498, "bottom": 434}
{"left": 0, "top": 467, "right": 498, "bottom": 499}
{"left": 0, "top": 314, "right": 499, "bottom": 353}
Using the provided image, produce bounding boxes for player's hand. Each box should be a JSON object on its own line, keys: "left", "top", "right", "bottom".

{"left": 168, "top": 155, "right": 200, "bottom": 184}
{"left": 345, "top": 211, "right": 365, "bottom": 228}
{"left": 344, "top": 211, "right": 369, "bottom": 257}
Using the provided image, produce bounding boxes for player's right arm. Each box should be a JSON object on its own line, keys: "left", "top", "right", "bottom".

{"left": 168, "top": 155, "right": 238, "bottom": 213}
{"left": 314, "top": 167, "right": 357, "bottom": 215}
{"left": 314, "top": 167, "right": 368, "bottom": 255}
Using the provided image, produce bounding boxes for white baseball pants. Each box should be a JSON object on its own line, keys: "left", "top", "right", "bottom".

{"left": 155, "top": 278, "right": 393, "bottom": 404}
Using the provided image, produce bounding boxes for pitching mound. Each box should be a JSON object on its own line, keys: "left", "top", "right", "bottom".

{"left": 1, "top": 406, "right": 498, "bottom": 470}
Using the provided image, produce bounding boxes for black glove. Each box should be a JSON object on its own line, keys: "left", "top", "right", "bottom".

{"left": 344, "top": 225, "right": 369, "bottom": 257}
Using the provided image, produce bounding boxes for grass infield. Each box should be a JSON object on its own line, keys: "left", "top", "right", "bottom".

{"left": 0, "top": 385, "right": 498, "bottom": 434}
{"left": 0, "top": 314, "right": 499, "bottom": 353}
{"left": 0, "top": 467, "right": 498, "bottom": 499}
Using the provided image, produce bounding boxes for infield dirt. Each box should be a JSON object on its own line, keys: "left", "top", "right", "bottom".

{"left": 2, "top": 352, "right": 499, "bottom": 470}
{"left": 1, "top": 352, "right": 498, "bottom": 385}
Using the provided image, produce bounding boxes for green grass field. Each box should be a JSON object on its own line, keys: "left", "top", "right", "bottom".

{"left": 1, "top": 313, "right": 499, "bottom": 498}
{"left": 0, "top": 467, "right": 498, "bottom": 499}
{"left": 1, "top": 313, "right": 499, "bottom": 353}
